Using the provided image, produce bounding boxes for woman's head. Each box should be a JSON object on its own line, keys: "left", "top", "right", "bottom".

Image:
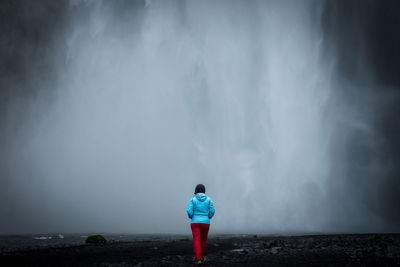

{"left": 194, "top": 184, "right": 206, "bottom": 194}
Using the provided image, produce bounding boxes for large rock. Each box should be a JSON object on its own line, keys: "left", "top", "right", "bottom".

{"left": 85, "top": 235, "right": 107, "bottom": 244}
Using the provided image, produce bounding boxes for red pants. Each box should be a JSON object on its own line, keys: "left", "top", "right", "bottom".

{"left": 190, "top": 223, "right": 210, "bottom": 261}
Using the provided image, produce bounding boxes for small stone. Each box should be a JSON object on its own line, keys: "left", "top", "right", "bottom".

{"left": 270, "top": 246, "right": 282, "bottom": 254}
{"left": 85, "top": 235, "right": 107, "bottom": 244}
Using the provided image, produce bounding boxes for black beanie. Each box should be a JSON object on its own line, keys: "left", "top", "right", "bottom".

{"left": 194, "top": 184, "right": 206, "bottom": 194}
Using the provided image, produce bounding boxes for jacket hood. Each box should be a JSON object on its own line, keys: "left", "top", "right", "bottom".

{"left": 195, "top": 193, "right": 207, "bottom": 202}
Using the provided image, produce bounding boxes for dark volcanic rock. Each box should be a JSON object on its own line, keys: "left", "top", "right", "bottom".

{"left": 85, "top": 235, "right": 107, "bottom": 244}
{"left": 1, "top": 234, "right": 400, "bottom": 266}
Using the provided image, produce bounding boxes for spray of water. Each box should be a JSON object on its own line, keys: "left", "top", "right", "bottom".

{"left": 1, "top": 0, "right": 394, "bottom": 234}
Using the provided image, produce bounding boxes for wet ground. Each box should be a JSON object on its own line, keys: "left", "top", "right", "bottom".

{"left": 1, "top": 234, "right": 400, "bottom": 266}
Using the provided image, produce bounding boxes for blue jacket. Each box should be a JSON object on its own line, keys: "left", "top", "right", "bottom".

{"left": 187, "top": 193, "right": 215, "bottom": 224}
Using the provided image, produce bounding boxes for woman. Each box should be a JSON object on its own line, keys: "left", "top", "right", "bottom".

{"left": 187, "top": 184, "right": 215, "bottom": 264}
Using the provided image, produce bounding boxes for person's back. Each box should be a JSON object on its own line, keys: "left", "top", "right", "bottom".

{"left": 187, "top": 193, "right": 215, "bottom": 224}
{"left": 187, "top": 184, "right": 215, "bottom": 264}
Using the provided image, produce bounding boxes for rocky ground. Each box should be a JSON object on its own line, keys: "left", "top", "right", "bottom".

{"left": 1, "top": 234, "right": 400, "bottom": 266}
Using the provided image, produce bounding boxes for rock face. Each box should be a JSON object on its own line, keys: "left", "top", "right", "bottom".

{"left": 85, "top": 235, "right": 107, "bottom": 244}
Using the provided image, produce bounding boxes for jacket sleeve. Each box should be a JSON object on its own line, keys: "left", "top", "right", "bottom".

{"left": 187, "top": 198, "right": 194, "bottom": 219}
{"left": 208, "top": 198, "right": 215, "bottom": 219}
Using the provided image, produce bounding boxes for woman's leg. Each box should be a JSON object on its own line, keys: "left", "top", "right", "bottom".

{"left": 190, "top": 223, "right": 202, "bottom": 261}
{"left": 199, "top": 223, "right": 210, "bottom": 261}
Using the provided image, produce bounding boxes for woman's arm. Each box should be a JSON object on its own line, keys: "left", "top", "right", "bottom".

{"left": 187, "top": 198, "right": 194, "bottom": 219}
{"left": 208, "top": 198, "right": 215, "bottom": 219}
